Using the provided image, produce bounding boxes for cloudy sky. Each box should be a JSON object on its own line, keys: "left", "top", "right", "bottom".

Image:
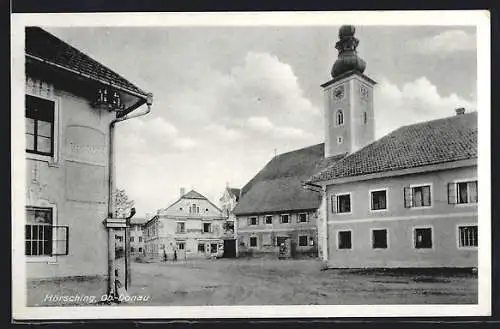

{"left": 44, "top": 24, "right": 477, "bottom": 217}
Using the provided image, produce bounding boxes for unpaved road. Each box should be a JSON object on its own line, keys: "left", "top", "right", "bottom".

{"left": 27, "top": 258, "right": 477, "bottom": 306}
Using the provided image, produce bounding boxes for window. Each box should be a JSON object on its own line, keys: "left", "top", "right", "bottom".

{"left": 363, "top": 112, "right": 367, "bottom": 124}
{"left": 25, "top": 95, "right": 55, "bottom": 156}
{"left": 210, "top": 244, "right": 217, "bottom": 253}
{"left": 336, "top": 110, "right": 344, "bottom": 126}
{"left": 338, "top": 231, "right": 352, "bottom": 249}
{"left": 130, "top": 236, "right": 134, "bottom": 242}
{"left": 371, "top": 190, "right": 387, "bottom": 211}
{"left": 203, "top": 223, "right": 211, "bottom": 233}
{"left": 130, "top": 247, "right": 135, "bottom": 252}
{"left": 25, "top": 206, "right": 68, "bottom": 256}
{"left": 249, "top": 217, "right": 257, "bottom": 225}
{"left": 459, "top": 225, "right": 478, "bottom": 248}
{"left": 298, "top": 213, "right": 308, "bottom": 223}
{"left": 332, "top": 194, "right": 351, "bottom": 214}
{"left": 176, "top": 222, "right": 185, "bottom": 233}
{"left": 337, "top": 136, "right": 343, "bottom": 144}
{"left": 404, "top": 185, "right": 431, "bottom": 208}
{"left": 449, "top": 181, "right": 478, "bottom": 204}
{"left": 265, "top": 215, "right": 273, "bottom": 224}
{"left": 372, "top": 229, "right": 388, "bottom": 249}
{"left": 414, "top": 228, "right": 432, "bottom": 249}
{"left": 276, "top": 236, "right": 287, "bottom": 247}
{"left": 280, "top": 214, "right": 290, "bottom": 224}
{"left": 138, "top": 247, "right": 142, "bottom": 252}
{"left": 198, "top": 243, "right": 205, "bottom": 252}
{"left": 138, "top": 237, "right": 142, "bottom": 242}
{"left": 250, "top": 237, "right": 257, "bottom": 247}
{"left": 299, "top": 235, "right": 308, "bottom": 247}
{"left": 177, "top": 242, "right": 185, "bottom": 250}
{"left": 190, "top": 204, "right": 199, "bottom": 214}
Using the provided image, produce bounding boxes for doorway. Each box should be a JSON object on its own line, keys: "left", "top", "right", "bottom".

{"left": 223, "top": 239, "right": 236, "bottom": 258}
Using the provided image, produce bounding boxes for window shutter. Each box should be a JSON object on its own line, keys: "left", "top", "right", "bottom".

{"left": 247, "top": 218, "right": 250, "bottom": 226}
{"left": 331, "top": 195, "right": 337, "bottom": 213}
{"left": 210, "top": 224, "right": 213, "bottom": 233}
{"left": 51, "top": 225, "right": 69, "bottom": 256}
{"left": 404, "top": 187, "right": 412, "bottom": 208}
{"left": 448, "top": 183, "right": 457, "bottom": 204}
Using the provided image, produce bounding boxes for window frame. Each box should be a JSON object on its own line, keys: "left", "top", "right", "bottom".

{"left": 449, "top": 179, "right": 478, "bottom": 206}
{"left": 369, "top": 188, "right": 388, "bottom": 212}
{"left": 298, "top": 235, "right": 308, "bottom": 247}
{"left": 176, "top": 221, "right": 186, "bottom": 233}
{"left": 412, "top": 226, "right": 434, "bottom": 250}
{"left": 249, "top": 216, "right": 258, "bottom": 226}
{"left": 405, "top": 183, "right": 433, "bottom": 209}
{"left": 456, "top": 224, "right": 478, "bottom": 249}
{"left": 337, "top": 229, "right": 353, "bottom": 250}
{"left": 203, "top": 222, "right": 212, "bottom": 233}
{"left": 336, "top": 109, "right": 344, "bottom": 126}
{"left": 264, "top": 215, "right": 273, "bottom": 225}
{"left": 333, "top": 192, "right": 352, "bottom": 215}
{"left": 25, "top": 202, "right": 67, "bottom": 263}
{"left": 25, "top": 91, "right": 60, "bottom": 164}
{"left": 249, "top": 236, "right": 258, "bottom": 247}
{"left": 280, "top": 213, "right": 290, "bottom": 224}
{"left": 298, "top": 212, "right": 308, "bottom": 223}
{"left": 371, "top": 228, "right": 389, "bottom": 249}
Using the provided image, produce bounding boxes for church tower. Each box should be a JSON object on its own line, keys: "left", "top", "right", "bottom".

{"left": 322, "top": 25, "right": 376, "bottom": 158}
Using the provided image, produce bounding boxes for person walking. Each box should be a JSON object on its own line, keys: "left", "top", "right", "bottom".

{"left": 174, "top": 249, "right": 177, "bottom": 262}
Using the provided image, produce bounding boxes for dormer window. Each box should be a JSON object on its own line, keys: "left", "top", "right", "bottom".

{"left": 336, "top": 110, "right": 344, "bottom": 126}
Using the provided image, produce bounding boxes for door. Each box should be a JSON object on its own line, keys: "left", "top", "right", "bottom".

{"left": 176, "top": 242, "right": 187, "bottom": 260}
{"left": 223, "top": 239, "right": 236, "bottom": 258}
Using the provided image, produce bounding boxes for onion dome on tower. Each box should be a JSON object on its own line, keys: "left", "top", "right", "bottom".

{"left": 331, "top": 25, "right": 366, "bottom": 78}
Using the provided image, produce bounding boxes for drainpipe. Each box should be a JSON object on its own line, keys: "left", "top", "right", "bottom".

{"left": 107, "top": 93, "right": 153, "bottom": 297}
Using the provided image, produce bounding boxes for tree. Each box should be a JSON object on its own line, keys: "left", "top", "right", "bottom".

{"left": 113, "top": 188, "right": 135, "bottom": 218}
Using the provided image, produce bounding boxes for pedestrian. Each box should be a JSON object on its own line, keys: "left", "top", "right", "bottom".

{"left": 174, "top": 250, "right": 177, "bottom": 261}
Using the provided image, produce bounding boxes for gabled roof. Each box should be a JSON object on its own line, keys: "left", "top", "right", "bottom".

{"left": 308, "top": 112, "right": 478, "bottom": 184}
{"left": 25, "top": 27, "right": 149, "bottom": 98}
{"left": 233, "top": 143, "right": 345, "bottom": 215}
{"left": 182, "top": 189, "right": 207, "bottom": 199}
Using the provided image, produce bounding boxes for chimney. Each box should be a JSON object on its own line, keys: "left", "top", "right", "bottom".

{"left": 180, "top": 187, "right": 185, "bottom": 197}
{"left": 455, "top": 107, "right": 466, "bottom": 116}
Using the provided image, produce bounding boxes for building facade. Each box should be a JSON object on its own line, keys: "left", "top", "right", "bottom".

{"left": 143, "top": 189, "right": 226, "bottom": 260}
{"left": 24, "top": 27, "right": 152, "bottom": 279}
{"left": 233, "top": 144, "right": 333, "bottom": 258}
{"left": 129, "top": 218, "right": 145, "bottom": 255}
{"left": 306, "top": 25, "right": 478, "bottom": 269}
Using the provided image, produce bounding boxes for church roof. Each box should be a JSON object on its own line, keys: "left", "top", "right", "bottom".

{"left": 233, "top": 143, "right": 345, "bottom": 216}
{"left": 308, "top": 112, "right": 477, "bottom": 184}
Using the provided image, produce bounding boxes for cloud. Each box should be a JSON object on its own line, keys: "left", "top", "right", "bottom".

{"left": 375, "top": 76, "right": 476, "bottom": 138}
{"left": 205, "top": 124, "right": 245, "bottom": 140}
{"left": 116, "top": 116, "right": 197, "bottom": 155}
{"left": 246, "top": 116, "right": 312, "bottom": 140}
{"left": 410, "top": 29, "right": 476, "bottom": 54}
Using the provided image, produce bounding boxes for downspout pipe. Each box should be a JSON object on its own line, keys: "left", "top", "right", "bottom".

{"left": 107, "top": 93, "right": 153, "bottom": 297}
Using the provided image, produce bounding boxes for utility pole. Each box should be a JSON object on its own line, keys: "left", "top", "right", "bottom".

{"left": 125, "top": 207, "right": 136, "bottom": 289}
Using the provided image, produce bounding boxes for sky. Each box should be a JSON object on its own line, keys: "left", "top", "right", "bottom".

{"left": 44, "top": 25, "right": 477, "bottom": 218}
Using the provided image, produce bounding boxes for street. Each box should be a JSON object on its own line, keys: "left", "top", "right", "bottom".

{"left": 27, "top": 258, "right": 477, "bottom": 306}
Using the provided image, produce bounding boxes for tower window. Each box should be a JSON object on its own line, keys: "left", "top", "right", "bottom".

{"left": 337, "top": 136, "right": 343, "bottom": 144}
{"left": 336, "top": 110, "right": 344, "bottom": 126}
{"left": 363, "top": 112, "right": 367, "bottom": 124}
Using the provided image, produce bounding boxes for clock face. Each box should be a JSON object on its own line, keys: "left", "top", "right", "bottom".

{"left": 359, "top": 85, "right": 369, "bottom": 100}
{"left": 333, "top": 85, "right": 345, "bottom": 100}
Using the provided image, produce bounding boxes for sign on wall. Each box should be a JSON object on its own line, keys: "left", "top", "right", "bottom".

{"left": 65, "top": 125, "right": 106, "bottom": 166}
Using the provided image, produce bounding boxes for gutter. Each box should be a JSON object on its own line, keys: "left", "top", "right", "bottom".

{"left": 302, "top": 181, "right": 323, "bottom": 193}
{"left": 106, "top": 92, "right": 153, "bottom": 297}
